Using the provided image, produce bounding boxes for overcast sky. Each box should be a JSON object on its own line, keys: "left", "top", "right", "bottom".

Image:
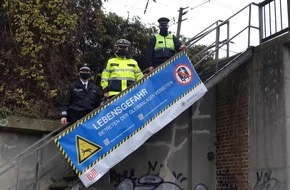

{"left": 102, "top": 0, "right": 262, "bottom": 38}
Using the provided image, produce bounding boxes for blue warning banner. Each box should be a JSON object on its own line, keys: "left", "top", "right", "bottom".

{"left": 54, "top": 53, "right": 207, "bottom": 187}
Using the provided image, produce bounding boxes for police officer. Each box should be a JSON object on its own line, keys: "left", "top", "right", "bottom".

{"left": 101, "top": 39, "right": 143, "bottom": 99}
{"left": 148, "top": 17, "right": 186, "bottom": 72}
{"left": 60, "top": 63, "right": 102, "bottom": 126}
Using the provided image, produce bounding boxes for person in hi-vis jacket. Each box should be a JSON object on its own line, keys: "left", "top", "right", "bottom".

{"left": 148, "top": 17, "right": 186, "bottom": 72}
{"left": 101, "top": 39, "right": 143, "bottom": 100}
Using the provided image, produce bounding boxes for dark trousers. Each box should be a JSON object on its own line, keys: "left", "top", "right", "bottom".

{"left": 67, "top": 109, "right": 91, "bottom": 125}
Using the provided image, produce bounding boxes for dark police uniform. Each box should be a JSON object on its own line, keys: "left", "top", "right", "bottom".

{"left": 148, "top": 17, "right": 183, "bottom": 68}
{"left": 60, "top": 80, "right": 102, "bottom": 124}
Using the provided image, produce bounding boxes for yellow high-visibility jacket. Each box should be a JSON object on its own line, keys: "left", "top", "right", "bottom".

{"left": 101, "top": 55, "right": 143, "bottom": 97}
{"left": 154, "top": 34, "right": 175, "bottom": 51}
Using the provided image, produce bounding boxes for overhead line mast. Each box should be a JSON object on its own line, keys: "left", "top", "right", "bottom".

{"left": 176, "top": 0, "right": 210, "bottom": 38}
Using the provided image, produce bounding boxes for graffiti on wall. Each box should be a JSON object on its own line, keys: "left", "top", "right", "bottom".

{"left": 193, "top": 183, "right": 208, "bottom": 190}
{"left": 0, "top": 119, "right": 8, "bottom": 127}
{"left": 110, "top": 160, "right": 186, "bottom": 190}
{"left": 253, "top": 170, "right": 280, "bottom": 190}
{"left": 217, "top": 170, "right": 238, "bottom": 190}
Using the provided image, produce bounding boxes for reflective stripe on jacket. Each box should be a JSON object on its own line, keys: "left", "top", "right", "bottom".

{"left": 101, "top": 55, "right": 143, "bottom": 97}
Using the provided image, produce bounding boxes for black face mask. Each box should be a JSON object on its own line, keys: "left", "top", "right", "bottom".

{"left": 80, "top": 73, "right": 91, "bottom": 80}
{"left": 117, "top": 49, "right": 129, "bottom": 57}
{"left": 159, "top": 28, "right": 168, "bottom": 36}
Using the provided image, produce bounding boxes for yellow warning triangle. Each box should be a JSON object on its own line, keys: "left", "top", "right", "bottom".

{"left": 76, "top": 135, "right": 101, "bottom": 164}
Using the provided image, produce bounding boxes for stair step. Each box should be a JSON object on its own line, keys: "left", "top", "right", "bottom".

{"left": 63, "top": 169, "right": 78, "bottom": 181}
{"left": 49, "top": 169, "right": 79, "bottom": 190}
{"left": 50, "top": 179, "right": 70, "bottom": 190}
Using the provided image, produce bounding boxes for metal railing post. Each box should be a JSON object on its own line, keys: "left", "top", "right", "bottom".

{"left": 268, "top": 2, "right": 272, "bottom": 35}
{"left": 15, "top": 154, "right": 22, "bottom": 190}
{"left": 34, "top": 149, "right": 41, "bottom": 190}
{"left": 258, "top": 4, "right": 264, "bottom": 43}
{"left": 288, "top": 0, "right": 290, "bottom": 30}
{"left": 248, "top": 4, "right": 252, "bottom": 47}
{"left": 215, "top": 25, "right": 220, "bottom": 71}
{"left": 226, "top": 21, "right": 230, "bottom": 58}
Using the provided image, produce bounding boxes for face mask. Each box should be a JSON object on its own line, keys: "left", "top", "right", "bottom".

{"left": 117, "top": 49, "right": 128, "bottom": 57}
{"left": 80, "top": 73, "right": 91, "bottom": 80}
{"left": 160, "top": 28, "right": 168, "bottom": 36}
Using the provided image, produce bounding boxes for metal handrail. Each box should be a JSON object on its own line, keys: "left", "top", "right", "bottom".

{"left": 184, "top": 0, "right": 289, "bottom": 112}
{"left": 0, "top": 125, "right": 67, "bottom": 190}
{"left": 187, "top": 3, "right": 260, "bottom": 59}
{"left": 0, "top": 126, "right": 63, "bottom": 175}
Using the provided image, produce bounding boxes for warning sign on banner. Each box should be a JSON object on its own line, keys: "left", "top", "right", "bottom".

{"left": 54, "top": 52, "right": 207, "bottom": 187}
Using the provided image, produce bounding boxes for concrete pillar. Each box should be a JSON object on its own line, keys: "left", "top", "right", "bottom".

{"left": 284, "top": 43, "right": 290, "bottom": 190}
